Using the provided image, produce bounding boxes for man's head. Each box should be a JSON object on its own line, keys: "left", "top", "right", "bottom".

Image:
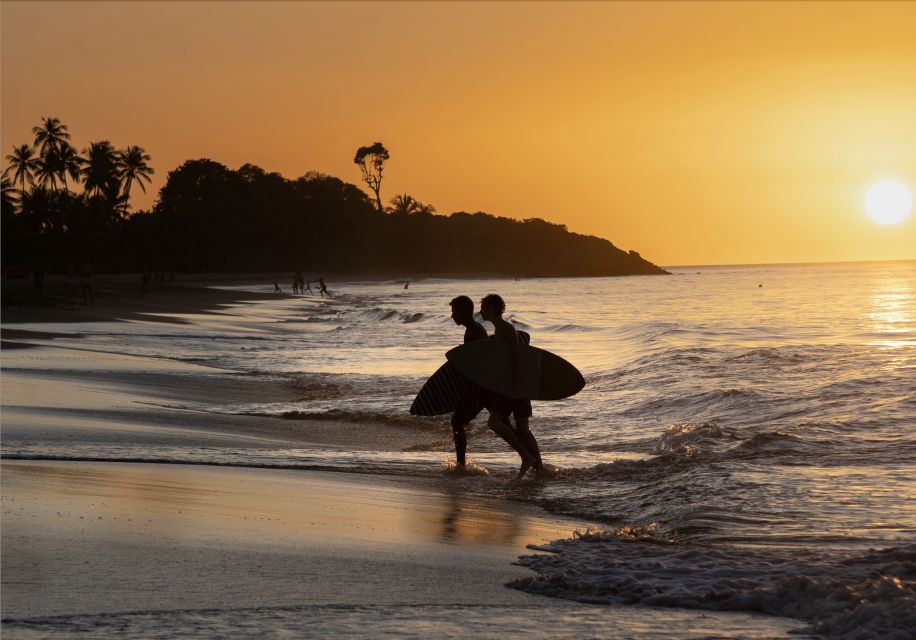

{"left": 449, "top": 295, "right": 474, "bottom": 325}
{"left": 479, "top": 294, "right": 505, "bottom": 321}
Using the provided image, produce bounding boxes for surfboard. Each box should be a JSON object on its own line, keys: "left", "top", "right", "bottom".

{"left": 445, "top": 340, "right": 584, "bottom": 400}
{"left": 409, "top": 361, "right": 474, "bottom": 416}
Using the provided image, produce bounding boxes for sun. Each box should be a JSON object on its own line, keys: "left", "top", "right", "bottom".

{"left": 865, "top": 180, "right": 912, "bottom": 225}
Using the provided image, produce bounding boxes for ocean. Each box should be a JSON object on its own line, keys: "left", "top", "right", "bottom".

{"left": 3, "top": 261, "right": 914, "bottom": 638}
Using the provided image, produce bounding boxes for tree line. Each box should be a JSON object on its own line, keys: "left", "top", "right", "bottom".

{"left": 2, "top": 117, "right": 153, "bottom": 271}
{"left": 3, "top": 123, "right": 666, "bottom": 277}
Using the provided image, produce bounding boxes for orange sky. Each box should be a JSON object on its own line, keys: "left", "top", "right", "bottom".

{"left": 3, "top": 1, "right": 915, "bottom": 265}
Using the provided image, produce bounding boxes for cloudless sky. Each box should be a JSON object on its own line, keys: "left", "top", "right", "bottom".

{"left": 3, "top": 1, "right": 915, "bottom": 265}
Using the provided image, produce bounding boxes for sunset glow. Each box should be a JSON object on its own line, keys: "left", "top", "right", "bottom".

{"left": 2, "top": 1, "right": 916, "bottom": 264}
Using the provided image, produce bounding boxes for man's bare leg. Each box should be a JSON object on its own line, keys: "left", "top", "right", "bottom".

{"left": 487, "top": 413, "right": 535, "bottom": 477}
{"left": 514, "top": 415, "right": 543, "bottom": 474}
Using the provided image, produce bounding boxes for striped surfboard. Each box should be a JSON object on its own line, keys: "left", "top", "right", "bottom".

{"left": 409, "top": 361, "right": 473, "bottom": 416}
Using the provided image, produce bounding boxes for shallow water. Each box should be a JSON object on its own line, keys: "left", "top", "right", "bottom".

{"left": 0, "top": 603, "right": 806, "bottom": 640}
{"left": 3, "top": 261, "right": 915, "bottom": 638}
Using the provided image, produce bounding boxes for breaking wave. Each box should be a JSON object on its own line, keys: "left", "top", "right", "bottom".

{"left": 512, "top": 531, "right": 916, "bottom": 640}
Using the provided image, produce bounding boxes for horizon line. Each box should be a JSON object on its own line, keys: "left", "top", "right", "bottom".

{"left": 663, "top": 257, "right": 916, "bottom": 269}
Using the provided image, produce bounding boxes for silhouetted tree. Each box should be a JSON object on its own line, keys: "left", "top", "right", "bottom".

{"left": 3, "top": 144, "right": 38, "bottom": 197}
{"left": 81, "top": 141, "right": 120, "bottom": 199}
{"left": 31, "top": 117, "right": 71, "bottom": 193}
{"left": 19, "top": 186, "right": 56, "bottom": 233}
{"left": 1, "top": 175, "right": 16, "bottom": 213}
{"left": 387, "top": 193, "right": 436, "bottom": 216}
{"left": 56, "top": 142, "right": 83, "bottom": 195}
{"left": 1, "top": 119, "right": 163, "bottom": 272}
{"left": 117, "top": 145, "right": 154, "bottom": 207}
{"left": 2, "top": 123, "right": 667, "bottom": 278}
{"left": 34, "top": 150, "right": 60, "bottom": 193}
{"left": 32, "top": 117, "right": 70, "bottom": 157}
{"left": 353, "top": 142, "right": 389, "bottom": 211}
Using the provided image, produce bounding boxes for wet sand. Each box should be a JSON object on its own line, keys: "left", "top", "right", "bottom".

{"left": 1, "top": 460, "right": 584, "bottom": 617}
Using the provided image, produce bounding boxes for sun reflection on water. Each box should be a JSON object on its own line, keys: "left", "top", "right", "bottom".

{"left": 867, "top": 276, "right": 915, "bottom": 348}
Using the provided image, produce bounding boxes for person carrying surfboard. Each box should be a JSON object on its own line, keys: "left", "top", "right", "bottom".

{"left": 479, "top": 294, "right": 543, "bottom": 478}
{"left": 448, "top": 295, "right": 490, "bottom": 468}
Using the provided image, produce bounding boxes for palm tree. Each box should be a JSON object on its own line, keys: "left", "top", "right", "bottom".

{"left": 415, "top": 201, "right": 436, "bottom": 215}
{"left": 387, "top": 193, "right": 436, "bottom": 216}
{"left": 34, "top": 149, "right": 61, "bottom": 193}
{"left": 4, "top": 144, "right": 39, "bottom": 195}
{"left": 81, "top": 141, "right": 120, "bottom": 198}
{"left": 19, "top": 185, "right": 55, "bottom": 232}
{"left": 117, "top": 145, "right": 154, "bottom": 206}
{"left": 1, "top": 175, "right": 16, "bottom": 213}
{"left": 387, "top": 193, "right": 419, "bottom": 215}
{"left": 56, "top": 142, "right": 83, "bottom": 194}
{"left": 32, "top": 116, "right": 70, "bottom": 157}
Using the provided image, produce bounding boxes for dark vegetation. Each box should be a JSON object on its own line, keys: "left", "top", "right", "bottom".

{"left": 3, "top": 121, "right": 667, "bottom": 277}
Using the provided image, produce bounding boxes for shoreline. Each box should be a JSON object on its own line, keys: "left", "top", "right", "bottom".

{"left": 0, "top": 276, "right": 810, "bottom": 638}
{"left": 1, "top": 460, "right": 803, "bottom": 638}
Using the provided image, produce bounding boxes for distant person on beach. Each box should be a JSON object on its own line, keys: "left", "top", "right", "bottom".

{"left": 404, "top": 281, "right": 410, "bottom": 290}
{"left": 304, "top": 279, "right": 313, "bottom": 294}
{"left": 479, "top": 293, "right": 543, "bottom": 477}
{"left": 448, "top": 295, "right": 491, "bottom": 468}
{"left": 317, "top": 276, "right": 330, "bottom": 298}
{"left": 78, "top": 259, "right": 95, "bottom": 307}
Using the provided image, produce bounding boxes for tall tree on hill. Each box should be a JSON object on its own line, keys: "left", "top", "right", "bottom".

{"left": 3, "top": 144, "right": 38, "bottom": 196}
{"left": 117, "top": 145, "right": 154, "bottom": 207}
{"left": 353, "top": 142, "right": 389, "bottom": 211}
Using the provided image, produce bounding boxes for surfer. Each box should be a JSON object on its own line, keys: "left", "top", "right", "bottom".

{"left": 479, "top": 293, "right": 543, "bottom": 478}
{"left": 448, "top": 295, "right": 489, "bottom": 468}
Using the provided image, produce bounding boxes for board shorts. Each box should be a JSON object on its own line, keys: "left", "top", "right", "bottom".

{"left": 488, "top": 394, "right": 533, "bottom": 419}
{"left": 452, "top": 384, "right": 531, "bottom": 427}
{"left": 452, "top": 384, "right": 495, "bottom": 427}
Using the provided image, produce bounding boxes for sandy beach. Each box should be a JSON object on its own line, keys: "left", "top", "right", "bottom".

{"left": 1, "top": 280, "right": 810, "bottom": 638}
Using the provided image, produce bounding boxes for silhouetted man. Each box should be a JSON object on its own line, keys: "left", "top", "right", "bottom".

{"left": 317, "top": 276, "right": 329, "bottom": 298}
{"left": 479, "top": 293, "right": 542, "bottom": 478}
{"left": 449, "top": 295, "right": 489, "bottom": 468}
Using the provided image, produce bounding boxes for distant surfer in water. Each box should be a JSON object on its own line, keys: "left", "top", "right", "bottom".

{"left": 479, "top": 293, "right": 543, "bottom": 478}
